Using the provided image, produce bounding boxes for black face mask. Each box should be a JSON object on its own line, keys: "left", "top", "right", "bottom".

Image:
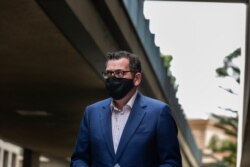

{"left": 105, "top": 77, "right": 134, "bottom": 100}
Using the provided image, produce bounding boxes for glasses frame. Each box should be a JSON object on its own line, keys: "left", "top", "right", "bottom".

{"left": 102, "top": 70, "right": 135, "bottom": 79}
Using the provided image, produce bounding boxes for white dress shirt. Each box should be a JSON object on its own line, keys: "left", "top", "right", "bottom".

{"left": 111, "top": 91, "right": 138, "bottom": 153}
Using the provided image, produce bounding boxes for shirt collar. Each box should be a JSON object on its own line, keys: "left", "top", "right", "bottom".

{"left": 126, "top": 90, "right": 138, "bottom": 109}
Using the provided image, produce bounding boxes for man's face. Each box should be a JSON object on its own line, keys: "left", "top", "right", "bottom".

{"left": 105, "top": 58, "right": 133, "bottom": 79}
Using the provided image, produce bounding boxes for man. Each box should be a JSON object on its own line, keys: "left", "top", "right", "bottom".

{"left": 71, "top": 51, "right": 182, "bottom": 167}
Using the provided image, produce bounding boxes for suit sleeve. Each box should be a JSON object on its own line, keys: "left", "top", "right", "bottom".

{"left": 157, "top": 105, "right": 182, "bottom": 167}
{"left": 70, "top": 107, "right": 91, "bottom": 167}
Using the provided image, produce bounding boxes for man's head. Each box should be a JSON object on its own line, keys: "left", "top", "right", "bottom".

{"left": 105, "top": 51, "right": 141, "bottom": 73}
{"left": 103, "top": 51, "right": 142, "bottom": 100}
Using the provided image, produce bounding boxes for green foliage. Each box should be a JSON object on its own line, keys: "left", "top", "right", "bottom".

{"left": 216, "top": 48, "right": 241, "bottom": 84}
{"left": 224, "top": 150, "right": 237, "bottom": 167}
{"left": 218, "top": 86, "right": 238, "bottom": 95}
{"left": 161, "top": 53, "right": 178, "bottom": 91}
{"left": 210, "top": 162, "right": 229, "bottom": 167}
{"left": 208, "top": 135, "right": 236, "bottom": 151}
{"left": 208, "top": 134, "right": 237, "bottom": 167}
{"left": 209, "top": 48, "right": 241, "bottom": 167}
{"left": 211, "top": 113, "right": 237, "bottom": 137}
{"left": 208, "top": 135, "right": 220, "bottom": 151}
{"left": 220, "top": 140, "right": 237, "bottom": 152}
{"left": 162, "top": 54, "right": 173, "bottom": 70}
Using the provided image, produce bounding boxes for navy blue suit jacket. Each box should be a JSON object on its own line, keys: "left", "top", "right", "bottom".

{"left": 71, "top": 93, "right": 182, "bottom": 167}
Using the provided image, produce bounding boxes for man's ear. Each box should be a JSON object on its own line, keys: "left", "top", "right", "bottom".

{"left": 134, "top": 72, "right": 142, "bottom": 86}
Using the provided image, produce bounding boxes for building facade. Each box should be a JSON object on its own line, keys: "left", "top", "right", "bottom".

{"left": 189, "top": 119, "right": 236, "bottom": 166}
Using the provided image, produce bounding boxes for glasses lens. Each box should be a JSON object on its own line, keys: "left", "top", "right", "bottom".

{"left": 102, "top": 72, "right": 109, "bottom": 79}
{"left": 102, "top": 70, "right": 134, "bottom": 79}
{"left": 114, "top": 70, "right": 124, "bottom": 78}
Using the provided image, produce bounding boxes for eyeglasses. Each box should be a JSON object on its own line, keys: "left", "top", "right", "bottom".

{"left": 102, "top": 70, "right": 135, "bottom": 79}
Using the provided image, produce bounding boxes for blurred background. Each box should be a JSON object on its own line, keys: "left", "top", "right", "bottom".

{"left": 0, "top": 0, "right": 250, "bottom": 167}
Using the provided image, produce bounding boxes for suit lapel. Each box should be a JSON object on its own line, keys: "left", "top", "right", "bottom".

{"left": 100, "top": 98, "right": 116, "bottom": 159}
{"left": 115, "top": 93, "right": 147, "bottom": 161}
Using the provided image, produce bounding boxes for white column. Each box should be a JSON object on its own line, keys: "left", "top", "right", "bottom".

{"left": 7, "top": 151, "right": 12, "bottom": 167}
{"left": 0, "top": 147, "right": 3, "bottom": 167}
